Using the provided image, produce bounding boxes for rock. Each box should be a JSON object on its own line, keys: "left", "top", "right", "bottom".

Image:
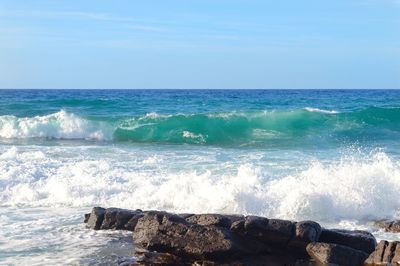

{"left": 87, "top": 207, "right": 106, "bottom": 230}
{"left": 100, "top": 208, "right": 142, "bottom": 230}
{"left": 178, "top": 213, "right": 195, "bottom": 219}
{"left": 125, "top": 213, "right": 145, "bottom": 231}
{"left": 319, "top": 228, "right": 376, "bottom": 254}
{"left": 306, "top": 242, "right": 368, "bottom": 266}
{"left": 231, "top": 216, "right": 295, "bottom": 249}
{"left": 365, "top": 240, "right": 400, "bottom": 265}
{"left": 287, "top": 221, "right": 322, "bottom": 255}
{"left": 374, "top": 219, "right": 400, "bottom": 233}
{"left": 84, "top": 213, "right": 90, "bottom": 223}
{"left": 185, "top": 214, "right": 243, "bottom": 228}
{"left": 133, "top": 211, "right": 269, "bottom": 261}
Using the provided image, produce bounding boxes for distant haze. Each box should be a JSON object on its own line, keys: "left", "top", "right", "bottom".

{"left": 0, "top": 0, "right": 399, "bottom": 89}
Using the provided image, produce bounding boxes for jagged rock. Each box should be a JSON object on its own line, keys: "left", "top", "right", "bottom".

{"left": 364, "top": 240, "right": 400, "bottom": 265}
{"left": 374, "top": 219, "right": 400, "bottom": 233}
{"left": 231, "top": 216, "right": 295, "bottom": 249}
{"left": 319, "top": 228, "right": 376, "bottom": 254}
{"left": 132, "top": 211, "right": 270, "bottom": 261}
{"left": 100, "top": 208, "right": 142, "bottom": 230}
{"left": 287, "top": 221, "right": 322, "bottom": 254}
{"left": 306, "top": 242, "right": 368, "bottom": 266}
{"left": 185, "top": 214, "right": 243, "bottom": 228}
{"left": 87, "top": 207, "right": 106, "bottom": 230}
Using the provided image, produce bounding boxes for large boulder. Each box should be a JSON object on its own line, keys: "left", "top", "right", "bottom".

{"left": 306, "top": 242, "right": 368, "bottom": 266}
{"left": 132, "top": 211, "right": 270, "bottom": 261}
{"left": 365, "top": 240, "right": 400, "bottom": 265}
{"left": 319, "top": 228, "right": 376, "bottom": 254}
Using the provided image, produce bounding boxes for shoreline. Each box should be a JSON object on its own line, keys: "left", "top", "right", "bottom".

{"left": 84, "top": 207, "right": 399, "bottom": 265}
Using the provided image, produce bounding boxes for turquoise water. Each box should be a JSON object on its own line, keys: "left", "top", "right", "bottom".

{"left": 1, "top": 89, "right": 400, "bottom": 148}
{"left": 1, "top": 89, "right": 400, "bottom": 264}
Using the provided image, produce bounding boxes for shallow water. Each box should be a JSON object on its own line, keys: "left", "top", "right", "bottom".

{"left": 1, "top": 89, "right": 400, "bottom": 264}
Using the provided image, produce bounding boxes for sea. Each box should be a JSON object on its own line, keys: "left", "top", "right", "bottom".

{"left": 1, "top": 89, "right": 400, "bottom": 265}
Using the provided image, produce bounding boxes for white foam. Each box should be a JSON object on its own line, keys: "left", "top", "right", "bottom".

{"left": 182, "top": 131, "right": 207, "bottom": 143}
{"left": 0, "top": 110, "right": 112, "bottom": 140}
{"left": 2, "top": 145, "right": 400, "bottom": 264}
{"left": 1, "top": 145, "right": 400, "bottom": 223}
{"left": 305, "top": 107, "right": 339, "bottom": 114}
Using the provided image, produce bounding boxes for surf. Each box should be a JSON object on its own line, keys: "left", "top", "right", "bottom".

{"left": 1, "top": 107, "right": 400, "bottom": 145}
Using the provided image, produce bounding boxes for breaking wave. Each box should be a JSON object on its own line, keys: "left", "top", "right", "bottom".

{"left": 1, "top": 107, "right": 400, "bottom": 145}
{"left": 1, "top": 146, "right": 399, "bottom": 222}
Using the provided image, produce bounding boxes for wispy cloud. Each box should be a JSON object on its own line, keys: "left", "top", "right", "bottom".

{"left": 2, "top": 10, "right": 168, "bottom": 32}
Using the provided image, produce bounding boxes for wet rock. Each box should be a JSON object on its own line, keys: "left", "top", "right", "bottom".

{"left": 84, "top": 213, "right": 90, "bottom": 223}
{"left": 87, "top": 207, "right": 106, "bottom": 230}
{"left": 319, "top": 228, "right": 376, "bottom": 254}
{"left": 185, "top": 214, "right": 243, "bottom": 228}
{"left": 100, "top": 208, "right": 142, "bottom": 230}
{"left": 365, "top": 240, "right": 400, "bottom": 265}
{"left": 125, "top": 213, "right": 145, "bottom": 231}
{"left": 133, "top": 211, "right": 269, "bottom": 261}
{"left": 287, "top": 221, "right": 322, "bottom": 254}
{"left": 374, "top": 219, "right": 400, "bottom": 233}
{"left": 306, "top": 242, "right": 368, "bottom": 266}
{"left": 231, "top": 216, "right": 295, "bottom": 249}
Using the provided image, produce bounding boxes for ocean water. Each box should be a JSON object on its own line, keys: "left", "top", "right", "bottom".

{"left": 1, "top": 89, "right": 400, "bottom": 264}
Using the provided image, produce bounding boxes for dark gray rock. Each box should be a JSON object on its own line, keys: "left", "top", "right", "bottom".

{"left": 133, "top": 211, "right": 269, "bottom": 261}
{"left": 365, "top": 240, "right": 400, "bottom": 265}
{"left": 185, "top": 214, "right": 243, "bottom": 228}
{"left": 231, "top": 216, "right": 295, "bottom": 249}
{"left": 287, "top": 221, "right": 322, "bottom": 255}
{"left": 124, "top": 213, "right": 145, "bottom": 231}
{"left": 87, "top": 207, "right": 106, "bottom": 230}
{"left": 100, "top": 208, "right": 142, "bottom": 230}
{"left": 84, "top": 213, "right": 90, "bottom": 223}
{"left": 306, "top": 242, "right": 368, "bottom": 266}
{"left": 319, "top": 228, "right": 377, "bottom": 254}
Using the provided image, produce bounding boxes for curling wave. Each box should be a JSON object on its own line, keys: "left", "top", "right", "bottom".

{"left": 0, "top": 107, "right": 400, "bottom": 145}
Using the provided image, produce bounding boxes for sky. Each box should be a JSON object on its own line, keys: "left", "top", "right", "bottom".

{"left": 0, "top": 0, "right": 399, "bottom": 89}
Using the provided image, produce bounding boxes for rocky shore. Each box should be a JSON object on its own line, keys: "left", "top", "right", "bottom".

{"left": 84, "top": 207, "right": 400, "bottom": 265}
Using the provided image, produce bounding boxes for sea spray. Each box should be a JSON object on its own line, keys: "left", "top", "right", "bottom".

{"left": 1, "top": 145, "right": 400, "bottom": 222}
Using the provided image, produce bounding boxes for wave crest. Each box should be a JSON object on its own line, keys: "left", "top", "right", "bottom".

{"left": 1, "top": 107, "right": 400, "bottom": 144}
{"left": 0, "top": 110, "right": 112, "bottom": 140}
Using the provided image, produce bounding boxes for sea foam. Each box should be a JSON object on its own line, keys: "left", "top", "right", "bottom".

{"left": 0, "top": 110, "right": 111, "bottom": 140}
{"left": 1, "top": 146, "right": 399, "bottom": 222}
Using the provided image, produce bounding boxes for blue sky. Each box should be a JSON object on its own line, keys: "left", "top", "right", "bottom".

{"left": 0, "top": 0, "right": 399, "bottom": 89}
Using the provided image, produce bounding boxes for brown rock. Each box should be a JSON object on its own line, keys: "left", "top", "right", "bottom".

{"left": 365, "top": 240, "right": 400, "bottom": 265}
{"left": 374, "top": 219, "right": 400, "bottom": 233}
{"left": 306, "top": 242, "right": 368, "bottom": 266}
